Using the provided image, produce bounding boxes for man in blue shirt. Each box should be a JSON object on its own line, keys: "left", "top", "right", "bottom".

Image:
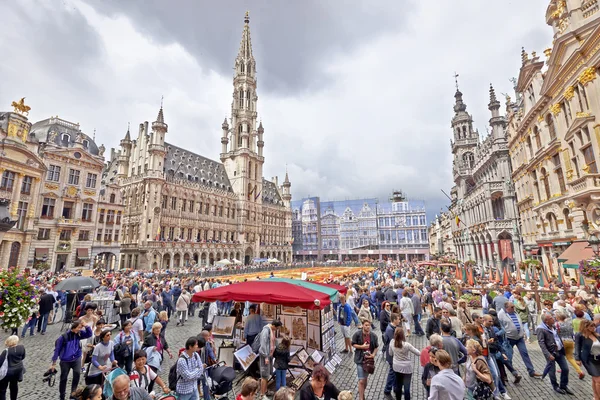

{"left": 50, "top": 320, "right": 93, "bottom": 400}
{"left": 244, "top": 305, "right": 265, "bottom": 346}
{"left": 142, "top": 301, "right": 157, "bottom": 334}
{"left": 338, "top": 295, "right": 353, "bottom": 353}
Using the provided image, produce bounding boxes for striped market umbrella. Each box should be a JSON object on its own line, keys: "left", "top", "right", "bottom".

{"left": 268, "top": 278, "right": 339, "bottom": 302}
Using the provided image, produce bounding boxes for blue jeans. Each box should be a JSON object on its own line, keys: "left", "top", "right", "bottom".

{"left": 384, "top": 364, "right": 396, "bottom": 393}
{"left": 178, "top": 388, "right": 199, "bottom": 400}
{"left": 413, "top": 314, "right": 424, "bottom": 335}
{"left": 275, "top": 369, "right": 286, "bottom": 391}
{"left": 486, "top": 355, "right": 504, "bottom": 395}
{"left": 38, "top": 312, "right": 50, "bottom": 333}
{"left": 547, "top": 349, "right": 570, "bottom": 389}
{"left": 394, "top": 372, "right": 412, "bottom": 400}
{"left": 201, "top": 376, "right": 211, "bottom": 400}
{"left": 22, "top": 316, "right": 37, "bottom": 336}
{"left": 508, "top": 337, "right": 535, "bottom": 375}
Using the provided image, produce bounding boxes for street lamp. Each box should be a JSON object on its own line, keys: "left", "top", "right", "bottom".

{"left": 588, "top": 232, "right": 600, "bottom": 257}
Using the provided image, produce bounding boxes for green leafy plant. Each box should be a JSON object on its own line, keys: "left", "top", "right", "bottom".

{"left": 580, "top": 259, "right": 600, "bottom": 280}
{"left": 0, "top": 268, "right": 36, "bottom": 329}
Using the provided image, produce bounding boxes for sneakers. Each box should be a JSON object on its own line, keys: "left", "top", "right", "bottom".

{"left": 513, "top": 375, "right": 522, "bottom": 384}
{"left": 502, "top": 393, "right": 512, "bottom": 400}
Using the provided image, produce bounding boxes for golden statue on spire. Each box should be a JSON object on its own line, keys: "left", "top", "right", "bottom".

{"left": 11, "top": 98, "right": 31, "bottom": 116}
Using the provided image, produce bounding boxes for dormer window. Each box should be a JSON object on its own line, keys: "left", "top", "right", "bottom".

{"left": 82, "top": 139, "right": 89, "bottom": 149}
{"left": 61, "top": 133, "right": 70, "bottom": 143}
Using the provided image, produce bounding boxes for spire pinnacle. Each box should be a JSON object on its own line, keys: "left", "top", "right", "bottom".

{"left": 453, "top": 72, "right": 460, "bottom": 91}
{"left": 489, "top": 84, "right": 497, "bottom": 103}
{"left": 237, "top": 11, "right": 254, "bottom": 63}
{"left": 244, "top": 10, "right": 249, "bottom": 24}
{"left": 156, "top": 97, "right": 164, "bottom": 123}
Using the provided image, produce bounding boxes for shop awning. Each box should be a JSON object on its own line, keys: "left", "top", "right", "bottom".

{"left": 35, "top": 248, "right": 49, "bottom": 259}
{"left": 268, "top": 278, "right": 339, "bottom": 302}
{"left": 558, "top": 241, "right": 593, "bottom": 268}
{"left": 191, "top": 281, "right": 331, "bottom": 310}
{"left": 76, "top": 248, "right": 90, "bottom": 260}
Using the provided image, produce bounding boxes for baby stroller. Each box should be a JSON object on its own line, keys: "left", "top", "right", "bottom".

{"left": 206, "top": 361, "right": 236, "bottom": 399}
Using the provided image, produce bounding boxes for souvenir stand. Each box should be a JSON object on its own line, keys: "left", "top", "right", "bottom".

{"left": 90, "top": 291, "right": 120, "bottom": 324}
{"left": 191, "top": 279, "right": 341, "bottom": 390}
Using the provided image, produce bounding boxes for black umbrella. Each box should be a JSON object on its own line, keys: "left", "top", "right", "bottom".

{"left": 54, "top": 276, "right": 100, "bottom": 291}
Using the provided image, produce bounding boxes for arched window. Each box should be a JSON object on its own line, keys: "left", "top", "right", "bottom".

{"left": 526, "top": 136, "right": 534, "bottom": 158}
{"left": 240, "top": 63, "right": 245, "bottom": 73}
{"left": 462, "top": 126, "right": 467, "bottom": 138}
{"left": 563, "top": 208, "right": 573, "bottom": 229}
{"left": 547, "top": 114, "right": 557, "bottom": 140}
{"left": 247, "top": 63, "right": 252, "bottom": 74}
{"left": 61, "top": 133, "right": 70, "bottom": 143}
{"left": 82, "top": 139, "right": 89, "bottom": 149}
{"left": 109, "top": 194, "right": 116, "bottom": 203}
{"left": 533, "top": 126, "right": 541, "bottom": 149}
{"left": 540, "top": 168, "right": 551, "bottom": 200}
{"left": 531, "top": 170, "right": 541, "bottom": 201}
{"left": 239, "top": 90, "right": 243, "bottom": 107}
{"left": 546, "top": 212, "right": 558, "bottom": 232}
{"left": 238, "top": 125, "right": 243, "bottom": 148}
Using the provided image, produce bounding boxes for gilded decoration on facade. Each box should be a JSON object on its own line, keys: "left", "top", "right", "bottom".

{"left": 44, "top": 183, "right": 59, "bottom": 190}
{"left": 550, "top": 103, "right": 562, "bottom": 115}
{"left": 563, "top": 86, "right": 575, "bottom": 100}
{"left": 579, "top": 67, "right": 597, "bottom": 85}
{"left": 83, "top": 189, "right": 96, "bottom": 196}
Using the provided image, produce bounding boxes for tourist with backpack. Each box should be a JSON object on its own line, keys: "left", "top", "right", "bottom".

{"left": 130, "top": 350, "right": 170, "bottom": 396}
{"left": 174, "top": 337, "right": 204, "bottom": 400}
{"left": 114, "top": 321, "right": 140, "bottom": 374}
{"left": 50, "top": 320, "right": 93, "bottom": 400}
{"left": 258, "top": 319, "right": 282, "bottom": 400}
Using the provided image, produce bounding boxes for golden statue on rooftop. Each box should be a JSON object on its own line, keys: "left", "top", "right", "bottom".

{"left": 11, "top": 98, "right": 31, "bottom": 116}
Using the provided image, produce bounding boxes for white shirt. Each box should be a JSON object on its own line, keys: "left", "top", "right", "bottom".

{"left": 429, "top": 368, "right": 466, "bottom": 400}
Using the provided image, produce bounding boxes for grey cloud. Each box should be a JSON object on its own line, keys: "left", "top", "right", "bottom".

{"left": 80, "top": 0, "right": 417, "bottom": 94}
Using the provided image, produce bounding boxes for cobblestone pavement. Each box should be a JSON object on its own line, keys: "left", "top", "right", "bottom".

{"left": 11, "top": 313, "right": 596, "bottom": 400}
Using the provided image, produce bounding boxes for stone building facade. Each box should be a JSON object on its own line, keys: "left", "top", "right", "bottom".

{"left": 0, "top": 108, "right": 46, "bottom": 269}
{"left": 428, "top": 212, "right": 456, "bottom": 259}
{"left": 28, "top": 117, "right": 105, "bottom": 271}
{"left": 117, "top": 13, "right": 292, "bottom": 269}
{"left": 449, "top": 85, "right": 522, "bottom": 273}
{"left": 292, "top": 192, "right": 429, "bottom": 262}
{"left": 91, "top": 151, "right": 125, "bottom": 270}
{"left": 508, "top": 0, "right": 600, "bottom": 272}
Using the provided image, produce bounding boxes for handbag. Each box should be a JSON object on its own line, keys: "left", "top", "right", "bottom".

{"left": 473, "top": 379, "right": 494, "bottom": 399}
{"left": 362, "top": 354, "right": 375, "bottom": 374}
{"left": 0, "top": 350, "right": 8, "bottom": 381}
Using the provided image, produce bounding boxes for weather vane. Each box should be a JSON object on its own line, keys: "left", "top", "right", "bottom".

{"left": 453, "top": 72, "right": 460, "bottom": 91}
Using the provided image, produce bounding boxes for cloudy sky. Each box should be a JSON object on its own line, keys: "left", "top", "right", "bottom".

{"left": 0, "top": 0, "right": 552, "bottom": 222}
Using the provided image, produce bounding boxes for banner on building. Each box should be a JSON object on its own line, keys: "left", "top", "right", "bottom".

{"left": 500, "top": 239, "right": 513, "bottom": 260}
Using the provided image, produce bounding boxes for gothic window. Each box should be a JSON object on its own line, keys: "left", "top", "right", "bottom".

{"left": 240, "top": 62, "right": 245, "bottom": 73}
{"left": 546, "top": 212, "right": 558, "bottom": 232}
{"left": 526, "top": 136, "right": 534, "bottom": 158}
{"left": 546, "top": 114, "right": 557, "bottom": 140}
{"left": 462, "top": 152, "right": 474, "bottom": 168}
{"left": 247, "top": 63, "right": 251, "bottom": 74}
{"left": 239, "top": 90, "right": 244, "bottom": 107}
{"left": 462, "top": 126, "right": 467, "bottom": 138}
{"left": 553, "top": 154, "right": 566, "bottom": 194}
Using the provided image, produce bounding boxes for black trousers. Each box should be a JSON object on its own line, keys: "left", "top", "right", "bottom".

{"left": 0, "top": 375, "right": 19, "bottom": 400}
{"left": 59, "top": 360, "right": 81, "bottom": 400}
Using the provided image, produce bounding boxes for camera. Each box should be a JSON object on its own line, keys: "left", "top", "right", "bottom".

{"left": 42, "top": 368, "right": 57, "bottom": 386}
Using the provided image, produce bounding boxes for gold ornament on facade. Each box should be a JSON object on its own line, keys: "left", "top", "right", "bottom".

{"left": 576, "top": 111, "right": 591, "bottom": 118}
{"left": 11, "top": 98, "right": 31, "bottom": 116}
{"left": 537, "top": 114, "right": 544, "bottom": 122}
{"left": 544, "top": 48, "right": 552, "bottom": 59}
{"left": 579, "top": 67, "right": 597, "bottom": 85}
{"left": 550, "top": 103, "right": 561, "bottom": 115}
{"left": 83, "top": 189, "right": 96, "bottom": 196}
{"left": 66, "top": 186, "right": 78, "bottom": 197}
{"left": 563, "top": 86, "right": 575, "bottom": 100}
{"left": 583, "top": 164, "right": 591, "bottom": 173}
{"left": 45, "top": 183, "right": 59, "bottom": 190}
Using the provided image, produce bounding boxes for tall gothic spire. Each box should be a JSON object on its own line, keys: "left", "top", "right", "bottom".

{"left": 236, "top": 11, "right": 254, "bottom": 66}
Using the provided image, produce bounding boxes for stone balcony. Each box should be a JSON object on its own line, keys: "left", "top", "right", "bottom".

{"left": 568, "top": 173, "right": 600, "bottom": 198}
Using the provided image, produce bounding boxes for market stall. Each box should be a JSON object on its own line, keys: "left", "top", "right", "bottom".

{"left": 191, "top": 279, "right": 342, "bottom": 389}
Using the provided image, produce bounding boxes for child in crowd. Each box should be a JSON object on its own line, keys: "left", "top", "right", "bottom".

{"left": 273, "top": 336, "right": 291, "bottom": 391}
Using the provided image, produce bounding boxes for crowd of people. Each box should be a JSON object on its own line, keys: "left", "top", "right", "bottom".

{"left": 1, "top": 262, "right": 599, "bottom": 400}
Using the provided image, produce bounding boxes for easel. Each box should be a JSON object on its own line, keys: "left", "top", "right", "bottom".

{"left": 62, "top": 292, "right": 80, "bottom": 331}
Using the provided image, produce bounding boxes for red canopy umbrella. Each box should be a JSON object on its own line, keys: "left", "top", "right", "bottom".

{"left": 191, "top": 281, "right": 331, "bottom": 310}
{"left": 315, "top": 282, "right": 348, "bottom": 295}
